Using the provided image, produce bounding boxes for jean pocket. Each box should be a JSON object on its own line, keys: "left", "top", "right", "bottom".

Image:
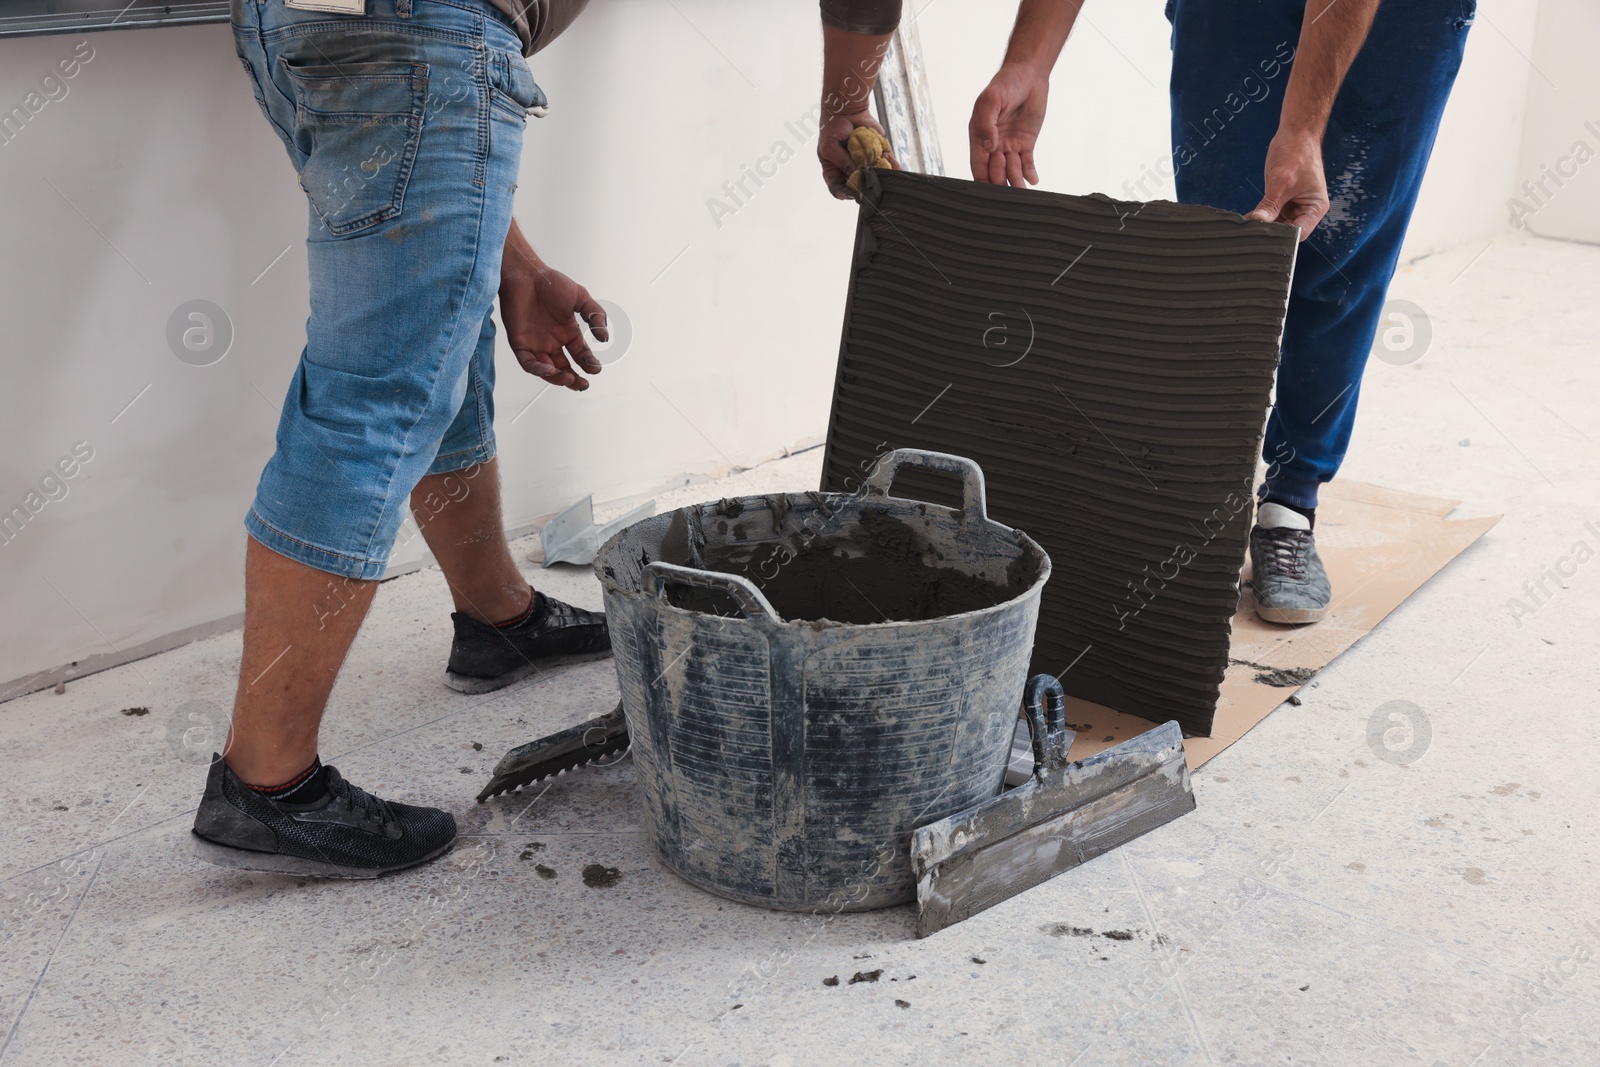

{"left": 237, "top": 55, "right": 270, "bottom": 116}
{"left": 237, "top": 54, "right": 297, "bottom": 151}
{"left": 282, "top": 59, "right": 429, "bottom": 237}
{"left": 487, "top": 49, "right": 546, "bottom": 121}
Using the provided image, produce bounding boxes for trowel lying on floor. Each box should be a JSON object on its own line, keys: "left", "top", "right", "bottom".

{"left": 911, "top": 676, "right": 1195, "bottom": 937}
{"left": 476, "top": 702, "right": 629, "bottom": 802}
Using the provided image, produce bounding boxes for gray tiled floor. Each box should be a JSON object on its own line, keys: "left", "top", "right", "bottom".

{"left": 2, "top": 233, "right": 1597, "bottom": 1065}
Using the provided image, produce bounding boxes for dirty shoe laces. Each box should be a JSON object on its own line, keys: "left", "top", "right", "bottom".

{"left": 1255, "top": 526, "right": 1315, "bottom": 580}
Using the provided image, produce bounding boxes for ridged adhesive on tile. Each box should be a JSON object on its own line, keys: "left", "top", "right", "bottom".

{"left": 821, "top": 170, "right": 1297, "bottom": 735}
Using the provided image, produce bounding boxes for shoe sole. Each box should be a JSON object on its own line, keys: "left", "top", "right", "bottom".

{"left": 1254, "top": 602, "right": 1328, "bottom": 625}
{"left": 189, "top": 832, "right": 456, "bottom": 879}
{"left": 445, "top": 649, "right": 613, "bottom": 695}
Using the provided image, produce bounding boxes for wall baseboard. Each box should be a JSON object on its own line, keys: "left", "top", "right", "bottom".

{"left": 0, "top": 436, "right": 826, "bottom": 707}
{"left": 0, "top": 612, "right": 245, "bottom": 705}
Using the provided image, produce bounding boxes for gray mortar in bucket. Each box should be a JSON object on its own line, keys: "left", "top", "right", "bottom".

{"left": 593, "top": 449, "right": 1051, "bottom": 912}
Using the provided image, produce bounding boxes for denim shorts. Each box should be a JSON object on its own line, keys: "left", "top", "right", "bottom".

{"left": 232, "top": 0, "right": 545, "bottom": 579}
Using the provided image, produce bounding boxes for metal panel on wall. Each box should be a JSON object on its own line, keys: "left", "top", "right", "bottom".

{"left": 0, "top": 2, "right": 229, "bottom": 38}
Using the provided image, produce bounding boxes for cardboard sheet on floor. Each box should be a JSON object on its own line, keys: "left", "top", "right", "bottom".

{"left": 1059, "top": 479, "right": 1499, "bottom": 767}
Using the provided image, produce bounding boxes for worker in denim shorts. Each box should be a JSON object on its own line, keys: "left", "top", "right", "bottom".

{"left": 192, "top": 0, "right": 611, "bottom": 877}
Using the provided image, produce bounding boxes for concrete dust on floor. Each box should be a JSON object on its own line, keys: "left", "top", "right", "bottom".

{"left": 3, "top": 235, "right": 1599, "bottom": 1064}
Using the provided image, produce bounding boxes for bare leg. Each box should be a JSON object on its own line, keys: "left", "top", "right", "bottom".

{"left": 224, "top": 537, "right": 378, "bottom": 785}
{"left": 223, "top": 460, "right": 526, "bottom": 784}
{"left": 411, "top": 457, "right": 532, "bottom": 624}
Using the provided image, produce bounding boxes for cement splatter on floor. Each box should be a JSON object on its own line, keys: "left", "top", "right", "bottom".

{"left": 581, "top": 864, "right": 621, "bottom": 888}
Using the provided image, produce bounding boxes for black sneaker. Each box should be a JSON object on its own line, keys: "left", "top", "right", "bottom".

{"left": 444, "top": 593, "right": 611, "bottom": 694}
{"left": 190, "top": 758, "right": 456, "bottom": 878}
{"left": 1249, "top": 503, "right": 1331, "bottom": 625}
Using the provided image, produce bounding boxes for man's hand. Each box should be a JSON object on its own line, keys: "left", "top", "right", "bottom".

{"left": 817, "top": 24, "right": 898, "bottom": 199}
{"left": 968, "top": 63, "right": 1049, "bottom": 187}
{"left": 1249, "top": 0, "right": 1379, "bottom": 240}
{"left": 819, "top": 110, "right": 898, "bottom": 200}
{"left": 1246, "top": 131, "right": 1328, "bottom": 239}
{"left": 967, "top": 0, "right": 1080, "bottom": 186}
{"left": 500, "top": 226, "right": 606, "bottom": 392}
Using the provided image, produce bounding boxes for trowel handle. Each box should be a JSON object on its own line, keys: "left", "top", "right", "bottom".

{"left": 863, "top": 448, "right": 988, "bottom": 527}
{"left": 643, "top": 562, "right": 782, "bottom": 623}
{"left": 1023, "top": 674, "right": 1072, "bottom": 773}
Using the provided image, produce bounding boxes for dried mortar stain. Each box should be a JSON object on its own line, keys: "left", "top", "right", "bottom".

{"left": 581, "top": 864, "right": 622, "bottom": 888}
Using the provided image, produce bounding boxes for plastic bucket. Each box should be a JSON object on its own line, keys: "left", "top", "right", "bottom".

{"left": 594, "top": 449, "right": 1050, "bottom": 910}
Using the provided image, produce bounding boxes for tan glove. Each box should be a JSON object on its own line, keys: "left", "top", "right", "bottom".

{"left": 845, "top": 126, "right": 895, "bottom": 197}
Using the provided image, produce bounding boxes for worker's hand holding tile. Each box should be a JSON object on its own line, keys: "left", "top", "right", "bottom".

{"left": 1246, "top": 130, "right": 1331, "bottom": 240}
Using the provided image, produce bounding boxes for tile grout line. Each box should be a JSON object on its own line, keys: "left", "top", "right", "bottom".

{"left": 456, "top": 831, "right": 643, "bottom": 838}
{"left": 0, "top": 851, "right": 106, "bottom": 1063}
{"left": 1201, "top": 857, "right": 1600, "bottom": 1010}
{"left": 1119, "top": 849, "right": 1216, "bottom": 1066}
{"left": 2, "top": 810, "right": 191, "bottom": 888}
{"left": 3, "top": 667, "right": 621, "bottom": 887}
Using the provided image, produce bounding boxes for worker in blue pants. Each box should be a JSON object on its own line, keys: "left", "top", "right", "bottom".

{"left": 1166, "top": 0, "right": 1473, "bottom": 622}
{"left": 818, "top": 0, "right": 1472, "bottom": 624}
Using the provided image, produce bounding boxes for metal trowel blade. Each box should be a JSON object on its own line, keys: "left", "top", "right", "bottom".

{"left": 475, "top": 702, "right": 630, "bottom": 803}
{"left": 910, "top": 720, "right": 1195, "bottom": 937}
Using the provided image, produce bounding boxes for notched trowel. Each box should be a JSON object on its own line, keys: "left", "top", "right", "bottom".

{"left": 910, "top": 676, "right": 1196, "bottom": 937}
{"left": 476, "top": 702, "right": 629, "bottom": 803}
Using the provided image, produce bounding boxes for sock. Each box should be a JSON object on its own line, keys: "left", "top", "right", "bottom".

{"left": 494, "top": 588, "right": 545, "bottom": 629}
{"left": 250, "top": 759, "right": 329, "bottom": 804}
{"left": 1257, "top": 500, "right": 1315, "bottom": 531}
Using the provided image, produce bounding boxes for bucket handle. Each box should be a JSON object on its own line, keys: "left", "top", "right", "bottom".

{"left": 643, "top": 561, "right": 782, "bottom": 623}
{"left": 862, "top": 448, "right": 988, "bottom": 527}
{"left": 1023, "top": 674, "right": 1073, "bottom": 774}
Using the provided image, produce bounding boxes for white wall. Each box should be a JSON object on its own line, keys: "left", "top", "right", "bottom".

{"left": 917, "top": 0, "right": 1176, "bottom": 203}
{"left": 494, "top": 0, "right": 861, "bottom": 516}
{"left": 1514, "top": 0, "right": 1600, "bottom": 242}
{"left": 0, "top": 1, "right": 1013, "bottom": 697}
{"left": 1407, "top": 0, "right": 1542, "bottom": 258}
{"left": 0, "top": 0, "right": 1549, "bottom": 698}
{"left": 0, "top": 24, "right": 285, "bottom": 697}
{"left": 916, "top": 0, "right": 1541, "bottom": 263}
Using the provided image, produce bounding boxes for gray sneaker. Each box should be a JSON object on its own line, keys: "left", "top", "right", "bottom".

{"left": 191, "top": 757, "right": 456, "bottom": 878}
{"left": 445, "top": 593, "right": 611, "bottom": 695}
{"left": 1249, "top": 509, "right": 1331, "bottom": 625}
